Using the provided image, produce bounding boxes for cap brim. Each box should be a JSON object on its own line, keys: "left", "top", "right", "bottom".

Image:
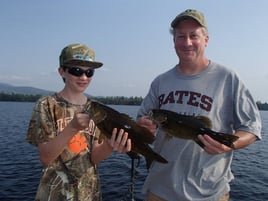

{"left": 171, "top": 16, "right": 193, "bottom": 28}
{"left": 171, "top": 15, "right": 206, "bottom": 29}
{"left": 63, "top": 59, "right": 103, "bottom": 69}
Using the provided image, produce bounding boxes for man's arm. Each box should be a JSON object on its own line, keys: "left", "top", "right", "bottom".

{"left": 198, "top": 130, "right": 257, "bottom": 154}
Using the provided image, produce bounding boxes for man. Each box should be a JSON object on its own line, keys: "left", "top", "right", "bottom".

{"left": 137, "top": 9, "right": 262, "bottom": 201}
{"left": 26, "top": 43, "right": 131, "bottom": 201}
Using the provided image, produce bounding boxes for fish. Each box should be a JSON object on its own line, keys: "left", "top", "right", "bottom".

{"left": 83, "top": 100, "right": 168, "bottom": 168}
{"left": 148, "top": 109, "right": 239, "bottom": 149}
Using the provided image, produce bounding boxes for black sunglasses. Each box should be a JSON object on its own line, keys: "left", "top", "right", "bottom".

{"left": 63, "top": 66, "right": 94, "bottom": 78}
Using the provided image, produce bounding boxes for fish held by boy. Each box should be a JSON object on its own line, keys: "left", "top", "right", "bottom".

{"left": 149, "top": 109, "right": 239, "bottom": 149}
{"left": 83, "top": 100, "right": 168, "bottom": 167}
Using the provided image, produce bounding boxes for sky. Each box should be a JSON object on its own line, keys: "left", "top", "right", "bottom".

{"left": 1, "top": 0, "right": 267, "bottom": 102}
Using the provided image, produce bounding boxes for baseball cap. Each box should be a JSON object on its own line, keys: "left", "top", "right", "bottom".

{"left": 171, "top": 9, "right": 207, "bottom": 30}
{"left": 59, "top": 43, "right": 103, "bottom": 69}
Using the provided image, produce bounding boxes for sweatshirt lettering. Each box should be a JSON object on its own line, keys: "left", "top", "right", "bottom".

{"left": 158, "top": 90, "right": 213, "bottom": 112}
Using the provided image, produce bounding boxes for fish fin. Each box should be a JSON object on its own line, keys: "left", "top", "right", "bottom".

{"left": 142, "top": 146, "right": 168, "bottom": 169}
{"left": 196, "top": 116, "right": 212, "bottom": 128}
{"left": 120, "top": 113, "right": 156, "bottom": 143}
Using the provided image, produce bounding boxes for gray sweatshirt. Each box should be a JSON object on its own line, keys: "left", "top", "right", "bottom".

{"left": 138, "top": 61, "right": 262, "bottom": 201}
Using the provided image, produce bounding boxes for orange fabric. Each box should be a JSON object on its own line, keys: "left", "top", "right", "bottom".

{"left": 218, "top": 193, "right": 230, "bottom": 201}
{"left": 145, "top": 191, "right": 167, "bottom": 201}
{"left": 68, "top": 133, "right": 87, "bottom": 153}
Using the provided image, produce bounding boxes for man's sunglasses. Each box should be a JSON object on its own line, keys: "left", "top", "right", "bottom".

{"left": 63, "top": 66, "right": 94, "bottom": 78}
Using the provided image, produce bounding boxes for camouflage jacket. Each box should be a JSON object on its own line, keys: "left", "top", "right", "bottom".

{"left": 26, "top": 93, "right": 102, "bottom": 201}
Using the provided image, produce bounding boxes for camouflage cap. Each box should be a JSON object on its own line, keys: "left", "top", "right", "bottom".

{"left": 59, "top": 43, "right": 103, "bottom": 69}
{"left": 171, "top": 9, "right": 207, "bottom": 30}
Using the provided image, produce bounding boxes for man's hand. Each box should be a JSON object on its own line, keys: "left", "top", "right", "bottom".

{"left": 198, "top": 134, "right": 233, "bottom": 154}
{"left": 137, "top": 116, "right": 157, "bottom": 135}
{"left": 198, "top": 130, "right": 257, "bottom": 154}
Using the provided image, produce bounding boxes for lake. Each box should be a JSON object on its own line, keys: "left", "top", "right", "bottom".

{"left": 0, "top": 102, "right": 267, "bottom": 201}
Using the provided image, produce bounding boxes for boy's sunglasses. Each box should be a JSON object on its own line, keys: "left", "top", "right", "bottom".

{"left": 63, "top": 66, "right": 94, "bottom": 78}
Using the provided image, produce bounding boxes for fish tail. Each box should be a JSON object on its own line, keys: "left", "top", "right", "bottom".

{"left": 152, "top": 152, "right": 168, "bottom": 164}
{"left": 206, "top": 130, "right": 239, "bottom": 149}
{"left": 144, "top": 148, "right": 168, "bottom": 169}
{"left": 144, "top": 153, "right": 168, "bottom": 169}
{"left": 145, "top": 157, "right": 152, "bottom": 170}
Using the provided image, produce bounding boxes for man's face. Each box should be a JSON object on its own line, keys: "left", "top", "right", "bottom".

{"left": 173, "top": 19, "right": 209, "bottom": 62}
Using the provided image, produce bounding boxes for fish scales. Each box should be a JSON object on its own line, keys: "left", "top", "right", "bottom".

{"left": 149, "top": 109, "right": 239, "bottom": 149}
{"left": 83, "top": 100, "right": 168, "bottom": 167}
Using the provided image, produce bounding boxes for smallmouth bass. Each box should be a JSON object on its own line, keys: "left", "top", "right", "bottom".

{"left": 149, "top": 109, "right": 239, "bottom": 149}
{"left": 84, "top": 101, "right": 168, "bottom": 167}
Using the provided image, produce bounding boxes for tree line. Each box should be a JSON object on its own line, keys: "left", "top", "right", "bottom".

{"left": 0, "top": 92, "right": 267, "bottom": 110}
{"left": 0, "top": 93, "right": 143, "bottom": 106}
{"left": 256, "top": 101, "right": 268, "bottom": 111}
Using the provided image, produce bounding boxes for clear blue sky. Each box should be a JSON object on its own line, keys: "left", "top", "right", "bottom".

{"left": 1, "top": 0, "right": 267, "bottom": 102}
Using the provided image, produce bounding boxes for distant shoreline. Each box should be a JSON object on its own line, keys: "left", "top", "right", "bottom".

{"left": 0, "top": 92, "right": 267, "bottom": 110}
{"left": 0, "top": 92, "right": 143, "bottom": 106}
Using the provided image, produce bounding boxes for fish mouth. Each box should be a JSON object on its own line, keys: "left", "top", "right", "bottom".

{"left": 91, "top": 111, "right": 107, "bottom": 124}
{"left": 82, "top": 101, "right": 107, "bottom": 123}
{"left": 148, "top": 110, "right": 167, "bottom": 125}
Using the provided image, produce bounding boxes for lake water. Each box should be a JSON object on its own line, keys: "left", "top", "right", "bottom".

{"left": 0, "top": 102, "right": 267, "bottom": 201}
